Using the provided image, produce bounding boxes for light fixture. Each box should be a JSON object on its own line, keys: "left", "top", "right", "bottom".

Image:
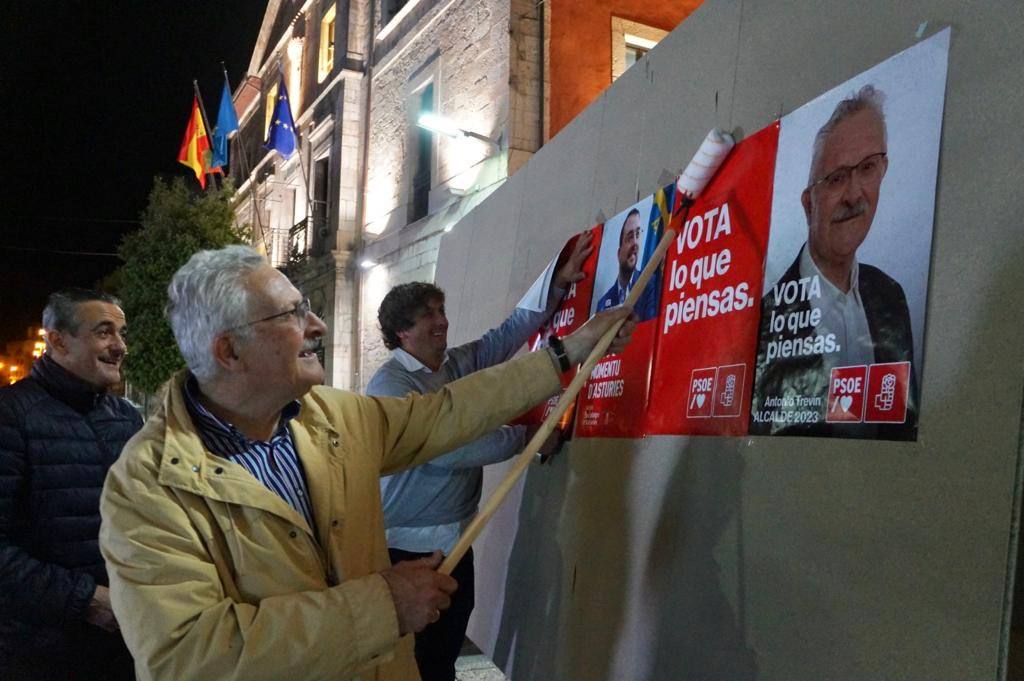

{"left": 417, "top": 113, "right": 500, "bottom": 149}
{"left": 359, "top": 258, "right": 377, "bottom": 269}
{"left": 417, "top": 113, "right": 462, "bottom": 139}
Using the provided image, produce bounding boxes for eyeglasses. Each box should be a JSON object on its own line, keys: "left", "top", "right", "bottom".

{"left": 808, "top": 152, "right": 887, "bottom": 194}
{"left": 226, "top": 297, "right": 311, "bottom": 332}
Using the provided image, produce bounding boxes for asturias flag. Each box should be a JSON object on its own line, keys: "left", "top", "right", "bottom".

{"left": 211, "top": 80, "right": 240, "bottom": 169}
{"left": 264, "top": 74, "right": 297, "bottom": 158}
{"left": 635, "top": 182, "right": 676, "bottom": 321}
{"left": 177, "top": 96, "right": 214, "bottom": 188}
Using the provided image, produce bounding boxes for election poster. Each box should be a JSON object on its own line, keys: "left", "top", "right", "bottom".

{"left": 516, "top": 227, "right": 602, "bottom": 430}
{"left": 575, "top": 184, "right": 674, "bottom": 439}
{"left": 646, "top": 124, "right": 779, "bottom": 436}
{"left": 748, "top": 29, "right": 949, "bottom": 440}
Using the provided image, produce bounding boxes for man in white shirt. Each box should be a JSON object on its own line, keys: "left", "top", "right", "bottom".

{"left": 751, "top": 84, "right": 917, "bottom": 438}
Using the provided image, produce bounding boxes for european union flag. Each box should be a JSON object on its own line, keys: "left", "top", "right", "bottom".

{"left": 265, "top": 74, "right": 297, "bottom": 158}
{"left": 211, "top": 79, "right": 240, "bottom": 169}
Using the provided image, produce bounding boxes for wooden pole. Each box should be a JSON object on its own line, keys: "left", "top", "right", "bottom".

{"left": 222, "top": 68, "right": 271, "bottom": 256}
{"left": 439, "top": 222, "right": 682, "bottom": 575}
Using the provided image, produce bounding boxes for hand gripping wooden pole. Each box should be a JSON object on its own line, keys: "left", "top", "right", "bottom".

{"left": 438, "top": 225, "right": 679, "bottom": 575}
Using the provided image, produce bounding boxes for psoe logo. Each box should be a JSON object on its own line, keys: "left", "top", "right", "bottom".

{"left": 825, "top": 365, "right": 868, "bottom": 423}
{"left": 865, "top": 362, "right": 911, "bottom": 423}
{"left": 712, "top": 364, "right": 746, "bottom": 418}
{"left": 686, "top": 367, "right": 716, "bottom": 419}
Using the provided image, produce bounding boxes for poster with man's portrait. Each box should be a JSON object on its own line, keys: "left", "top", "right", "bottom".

{"left": 749, "top": 28, "right": 949, "bottom": 440}
{"left": 576, "top": 186, "right": 673, "bottom": 439}
{"left": 589, "top": 195, "right": 659, "bottom": 320}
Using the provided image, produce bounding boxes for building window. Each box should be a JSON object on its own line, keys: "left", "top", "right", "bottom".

{"left": 264, "top": 79, "right": 279, "bottom": 141}
{"left": 611, "top": 18, "right": 667, "bottom": 81}
{"left": 624, "top": 43, "right": 648, "bottom": 70}
{"left": 312, "top": 155, "right": 331, "bottom": 252}
{"left": 318, "top": 5, "right": 337, "bottom": 83}
{"left": 383, "top": 0, "right": 410, "bottom": 27}
{"left": 287, "top": 38, "right": 304, "bottom": 112}
{"left": 409, "top": 82, "right": 434, "bottom": 223}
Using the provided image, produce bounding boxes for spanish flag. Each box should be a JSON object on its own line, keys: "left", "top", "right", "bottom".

{"left": 177, "top": 96, "right": 214, "bottom": 188}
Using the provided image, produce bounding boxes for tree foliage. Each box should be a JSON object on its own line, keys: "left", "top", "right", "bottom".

{"left": 116, "top": 177, "right": 248, "bottom": 394}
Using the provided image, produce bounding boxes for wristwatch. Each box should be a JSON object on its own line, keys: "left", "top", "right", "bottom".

{"left": 547, "top": 335, "right": 571, "bottom": 373}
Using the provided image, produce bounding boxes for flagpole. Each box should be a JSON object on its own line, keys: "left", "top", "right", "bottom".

{"left": 275, "top": 66, "right": 315, "bottom": 257}
{"left": 264, "top": 67, "right": 311, "bottom": 261}
{"left": 221, "top": 65, "right": 270, "bottom": 256}
{"left": 192, "top": 79, "right": 219, "bottom": 191}
{"left": 294, "top": 131, "right": 315, "bottom": 247}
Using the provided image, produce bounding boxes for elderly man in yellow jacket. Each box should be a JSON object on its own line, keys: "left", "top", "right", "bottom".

{"left": 99, "top": 245, "right": 635, "bottom": 681}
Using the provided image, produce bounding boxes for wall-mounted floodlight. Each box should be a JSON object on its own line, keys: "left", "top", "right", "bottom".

{"left": 417, "top": 113, "right": 500, "bottom": 149}
{"left": 417, "top": 113, "right": 463, "bottom": 139}
{"left": 359, "top": 258, "right": 378, "bottom": 269}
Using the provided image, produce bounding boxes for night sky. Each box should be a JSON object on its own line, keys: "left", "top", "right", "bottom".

{"left": 1, "top": 2, "right": 266, "bottom": 345}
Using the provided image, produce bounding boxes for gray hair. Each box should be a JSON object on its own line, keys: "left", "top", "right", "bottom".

{"left": 42, "top": 288, "right": 121, "bottom": 335}
{"left": 166, "top": 245, "right": 266, "bottom": 381}
{"left": 809, "top": 84, "right": 887, "bottom": 185}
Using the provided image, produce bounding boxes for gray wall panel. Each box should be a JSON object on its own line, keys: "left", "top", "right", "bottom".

{"left": 434, "top": 1, "right": 1024, "bottom": 678}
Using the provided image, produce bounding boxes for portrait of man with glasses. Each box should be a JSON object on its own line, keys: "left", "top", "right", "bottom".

{"left": 751, "top": 84, "right": 919, "bottom": 439}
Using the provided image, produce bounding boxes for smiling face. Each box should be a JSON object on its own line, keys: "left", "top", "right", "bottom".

{"left": 47, "top": 301, "right": 128, "bottom": 391}
{"left": 617, "top": 212, "right": 643, "bottom": 279}
{"left": 233, "top": 265, "right": 326, "bottom": 403}
{"left": 802, "top": 108, "right": 888, "bottom": 271}
{"left": 396, "top": 297, "right": 448, "bottom": 370}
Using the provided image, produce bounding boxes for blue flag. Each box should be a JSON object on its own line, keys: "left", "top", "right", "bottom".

{"left": 211, "top": 79, "right": 240, "bottom": 169}
{"left": 634, "top": 182, "right": 676, "bottom": 321}
{"left": 265, "top": 74, "right": 297, "bottom": 158}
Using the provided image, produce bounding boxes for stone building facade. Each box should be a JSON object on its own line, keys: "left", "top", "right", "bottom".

{"left": 231, "top": 0, "right": 697, "bottom": 390}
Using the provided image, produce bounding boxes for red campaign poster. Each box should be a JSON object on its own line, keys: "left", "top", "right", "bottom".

{"left": 514, "top": 227, "right": 601, "bottom": 429}
{"left": 574, "top": 184, "right": 674, "bottom": 439}
{"left": 646, "top": 124, "right": 780, "bottom": 436}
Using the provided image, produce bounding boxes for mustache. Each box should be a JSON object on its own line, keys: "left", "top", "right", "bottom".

{"left": 301, "top": 338, "right": 323, "bottom": 354}
{"left": 831, "top": 200, "right": 868, "bottom": 222}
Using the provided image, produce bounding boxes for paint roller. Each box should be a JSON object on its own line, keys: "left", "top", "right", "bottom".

{"left": 438, "top": 129, "right": 736, "bottom": 575}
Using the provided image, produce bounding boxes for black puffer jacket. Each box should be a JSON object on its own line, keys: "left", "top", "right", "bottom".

{"left": 0, "top": 353, "right": 142, "bottom": 668}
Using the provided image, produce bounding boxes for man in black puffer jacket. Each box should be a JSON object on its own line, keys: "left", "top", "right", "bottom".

{"left": 0, "top": 289, "right": 142, "bottom": 680}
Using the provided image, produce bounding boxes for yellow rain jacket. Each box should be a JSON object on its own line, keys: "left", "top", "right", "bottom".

{"left": 100, "top": 351, "right": 558, "bottom": 681}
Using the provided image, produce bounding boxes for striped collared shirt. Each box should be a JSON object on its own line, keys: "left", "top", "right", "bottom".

{"left": 182, "top": 375, "right": 316, "bottom": 531}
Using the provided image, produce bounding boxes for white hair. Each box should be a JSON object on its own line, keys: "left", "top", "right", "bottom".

{"left": 808, "top": 84, "right": 887, "bottom": 185}
{"left": 166, "top": 245, "right": 266, "bottom": 381}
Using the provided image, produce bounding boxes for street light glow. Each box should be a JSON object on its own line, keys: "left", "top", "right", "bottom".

{"left": 417, "top": 113, "right": 463, "bottom": 139}
{"left": 359, "top": 259, "right": 378, "bottom": 269}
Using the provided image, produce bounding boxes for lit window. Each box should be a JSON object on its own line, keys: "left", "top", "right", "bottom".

{"left": 287, "top": 38, "right": 304, "bottom": 112}
{"left": 318, "top": 5, "right": 337, "bottom": 83}
{"left": 264, "top": 80, "right": 279, "bottom": 141}
{"left": 409, "top": 82, "right": 434, "bottom": 223}
{"left": 611, "top": 18, "right": 667, "bottom": 81}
